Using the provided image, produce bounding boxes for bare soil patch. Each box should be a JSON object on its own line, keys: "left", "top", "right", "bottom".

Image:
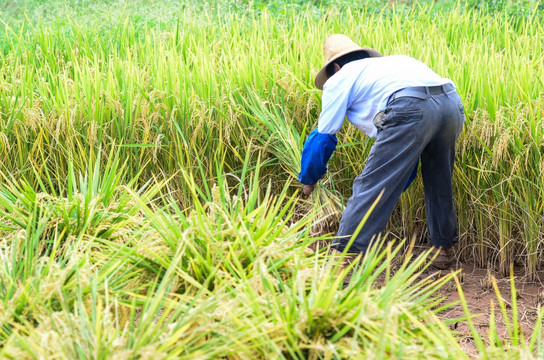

{"left": 425, "top": 256, "right": 544, "bottom": 355}
{"left": 312, "top": 238, "right": 543, "bottom": 355}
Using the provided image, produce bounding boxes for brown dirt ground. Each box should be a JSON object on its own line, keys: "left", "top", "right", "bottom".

{"left": 310, "top": 222, "right": 543, "bottom": 355}
{"left": 419, "top": 251, "right": 544, "bottom": 356}
{"left": 329, "top": 239, "right": 544, "bottom": 356}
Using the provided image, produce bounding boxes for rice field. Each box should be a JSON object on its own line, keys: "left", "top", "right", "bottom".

{"left": 0, "top": 0, "right": 543, "bottom": 358}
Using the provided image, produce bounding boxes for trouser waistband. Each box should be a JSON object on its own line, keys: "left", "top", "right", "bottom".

{"left": 388, "top": 83, "right": 455, "bottom": 105}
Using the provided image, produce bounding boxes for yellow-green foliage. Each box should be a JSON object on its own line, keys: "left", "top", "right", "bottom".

{"left": 1, "top": 4, "right": 542, "bottom": 275}
{"left": 1, "top": 2, "right": 544, "bottom": 357}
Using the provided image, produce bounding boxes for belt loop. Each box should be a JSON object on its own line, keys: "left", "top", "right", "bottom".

{"left": 387, "top": 91, "right": 396, "bottom": 105}
{"left": 425, "top": 86, "right": 430, "bottom": 96}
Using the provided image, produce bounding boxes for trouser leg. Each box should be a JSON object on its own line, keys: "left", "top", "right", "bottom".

{"left": 333, "top": 98, "right": 429, "bottom": 253}
{"left": 421, "top": 92, "right": 465, "bottom": 248}
{"left": 333, "top": 93, "right": 464, "bottom": 253}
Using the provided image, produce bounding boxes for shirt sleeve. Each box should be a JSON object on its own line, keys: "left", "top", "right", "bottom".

{"left": 403, "top": 161, "right": 419, "bottom": 191}
{"left": 298, "top": 71, "right": 355, "bottom": 185}
{"left": 317, "top": 72, "right": 354, "bottom": 134}
{"left": 298, "top": 129, "right": 337, "bottom": 185}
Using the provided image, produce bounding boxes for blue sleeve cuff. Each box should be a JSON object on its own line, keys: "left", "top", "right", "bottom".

{"left": 403, "top": 161, "right": 418, "bottom": 191}
{"left": 298, "top": 129, "right": 337, "bottom": 185}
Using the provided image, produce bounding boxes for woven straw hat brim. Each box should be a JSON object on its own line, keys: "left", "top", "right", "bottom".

{"left": 314, "top": 47, "right": 382, "bottom": 90}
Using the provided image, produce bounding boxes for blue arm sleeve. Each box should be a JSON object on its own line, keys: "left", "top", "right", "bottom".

{"left": 403, "top": 161, "right": 418, "bottom": 191}
{"left": 298, "top": 129, "right": 338, "bottom": 185}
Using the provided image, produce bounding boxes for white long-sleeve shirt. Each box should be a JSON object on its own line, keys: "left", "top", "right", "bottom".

{"left": 299, "top": 55, "right": 454, "bottom": 185}
{"left": 319, "top": 55, "right": 453, "bottom": 138}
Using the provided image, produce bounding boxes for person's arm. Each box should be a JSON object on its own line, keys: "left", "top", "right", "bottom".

{"left": 298, "top": 73, "right": 354, "bottom": 193}
{"left": 298, "top": 129, "right": 337, "bottom": 186}
{"left": 404, "top": 162, "right": 418, "bottom": 191}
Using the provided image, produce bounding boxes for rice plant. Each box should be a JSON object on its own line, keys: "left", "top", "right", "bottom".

{"left": 2, "top": 2, "right": 542, "bottom": 274}
{"left": 1, "top": 0, "right": 544, "bottom": 357}
{"left": 0, "top": 144, "right": 469, "bottom": 359}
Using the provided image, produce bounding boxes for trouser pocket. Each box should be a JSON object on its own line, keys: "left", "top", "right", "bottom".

{"left": 372, "top": 111, "right": 386, "bottom": 134}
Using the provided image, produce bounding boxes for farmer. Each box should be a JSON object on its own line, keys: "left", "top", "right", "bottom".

{"left": 299, "top": 34, "right": 465, "bottom": 269}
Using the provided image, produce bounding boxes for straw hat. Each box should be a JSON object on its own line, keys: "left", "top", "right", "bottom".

{"left": 314, "top": 34, "right": 382, "bottom": 90}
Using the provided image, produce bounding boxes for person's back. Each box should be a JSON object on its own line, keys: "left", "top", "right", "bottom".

{"left": 320, "top": 55, "right": 454, "bottom": 138}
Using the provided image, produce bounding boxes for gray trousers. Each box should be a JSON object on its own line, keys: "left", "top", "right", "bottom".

{"left": 333, "top": 90, "right": 465, "bottom": 253}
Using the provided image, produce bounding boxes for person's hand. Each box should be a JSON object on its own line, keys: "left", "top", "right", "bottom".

{"left": 302, "top": 184, "right": 315, "bottom": 197}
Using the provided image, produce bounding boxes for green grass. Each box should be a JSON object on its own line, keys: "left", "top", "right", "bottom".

{"left": 1, "top": 0, "right": 543, "bottom": 274}
{"left": 1, "top": 0, "right": 544, "bottom": 357}
{"left": 0, "top": 150, "right": 466, "bottom": 358}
